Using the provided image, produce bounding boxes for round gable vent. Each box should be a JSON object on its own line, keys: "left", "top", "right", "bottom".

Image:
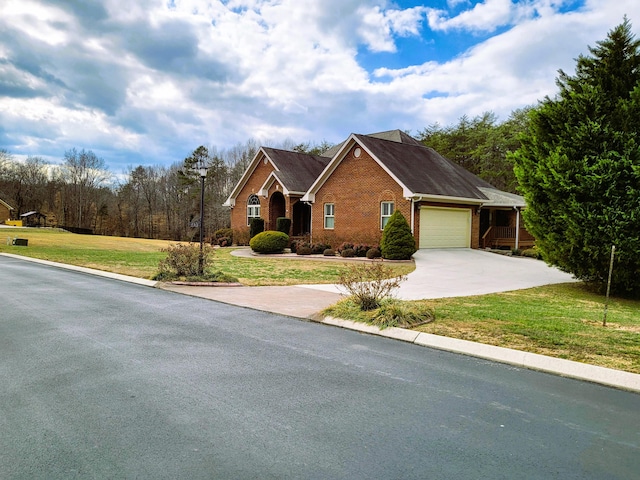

{"left": 354, "top": 147, "right": 362, "bottom": 158}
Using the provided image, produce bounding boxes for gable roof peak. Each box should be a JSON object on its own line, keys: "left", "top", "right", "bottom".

{"left": 363, "top": 129, "right": 423, "bottom": 147}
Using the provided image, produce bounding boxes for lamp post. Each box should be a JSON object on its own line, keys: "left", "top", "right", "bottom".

{"left": 198, "top": 162, "right": 208, "bottom": 276}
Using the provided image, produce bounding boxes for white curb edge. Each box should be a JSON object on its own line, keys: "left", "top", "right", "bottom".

{"left": 321, "top": 316, "right": 640, "bottom": 394}
{"left": 1, "top": 253, "right": 158, "bottom": 287}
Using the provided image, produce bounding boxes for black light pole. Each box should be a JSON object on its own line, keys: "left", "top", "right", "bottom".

{"left": 198, "top": 162, "right": 208, "bottom": 276}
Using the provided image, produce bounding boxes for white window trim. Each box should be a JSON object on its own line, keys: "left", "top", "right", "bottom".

{"left": 381, "top": 201, "right": 394, "bottom": 230}
{"left": 324, "top": 203, "right": 335, "bottom": 230}
{"left": 247, "top": 195, "right": 261, "bottom": 226}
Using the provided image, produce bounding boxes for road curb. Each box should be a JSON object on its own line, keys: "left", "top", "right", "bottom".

{"left": 0, "top": 253, "right": 158, "bottom": 287}
{"left": 321, "top": 316, "right": 640, "bottom": 394}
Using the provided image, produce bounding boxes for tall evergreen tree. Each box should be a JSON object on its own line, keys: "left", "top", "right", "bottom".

{"left": 512, "top": 18, "right": 640, "bottom": 297}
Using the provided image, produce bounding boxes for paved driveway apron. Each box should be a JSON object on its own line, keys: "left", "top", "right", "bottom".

{"left": 168, "top": 249, "right": 578, "bottom": 315}
{"left": 299, "top": 248, "right": 577, "bottom": 301}
{"left": 397, "top": 248, "right": 578, "bottom": 299}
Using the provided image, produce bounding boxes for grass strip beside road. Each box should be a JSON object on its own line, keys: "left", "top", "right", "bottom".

{"left": 414, "top": 283, "right": 640, "bottom": 374}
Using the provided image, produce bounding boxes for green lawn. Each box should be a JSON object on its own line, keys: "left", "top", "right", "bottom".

{"left": 414, "top": 283, "right": 640, "bottom": 374}
{"left": 0, "top": 227, "right": 414, "bottom": 284}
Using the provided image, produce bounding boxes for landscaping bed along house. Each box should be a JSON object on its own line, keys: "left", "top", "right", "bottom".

{"left": 1, "top": 227, "right": 639, "bottom": 374}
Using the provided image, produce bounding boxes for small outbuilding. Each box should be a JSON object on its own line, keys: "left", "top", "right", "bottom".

{"left": 20, "top": 211, "right": 47, "bottom": 227}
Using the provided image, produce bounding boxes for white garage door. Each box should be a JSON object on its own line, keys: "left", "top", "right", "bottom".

{"left": 419, "top": 207, "right": 471, "bottom": 248}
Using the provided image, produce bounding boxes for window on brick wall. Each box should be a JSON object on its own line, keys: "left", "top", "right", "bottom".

{"left": 324, "top": 203, "right": 335, "bottom": 229}
{"left": 247, "top": 194, "right": 261, "bottom": 226}
{"left": 381, "top": 201, "right": 394, "bottom": 229}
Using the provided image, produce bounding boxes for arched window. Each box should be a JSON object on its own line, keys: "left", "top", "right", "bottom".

{"left": 247, "top": 194, "right": 261, "bottom": 226}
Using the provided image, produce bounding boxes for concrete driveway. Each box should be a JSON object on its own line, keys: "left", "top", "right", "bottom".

{"left": 303, "top": 248, "right": 577, "bottom": 300}
{"left": 396, "top": 249, "right": 577, "bottom": 299}
{"left": 165, "top": 248, "right": 577, "bottom": 318}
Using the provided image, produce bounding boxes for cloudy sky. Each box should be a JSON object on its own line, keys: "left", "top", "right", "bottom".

{"left": 1, "top": 0, "right": 638, "bottom": 171}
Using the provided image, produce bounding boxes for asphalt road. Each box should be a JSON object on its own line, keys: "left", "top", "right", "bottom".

{"left": 1, "top": 255, "right": 639, "bottom": 479}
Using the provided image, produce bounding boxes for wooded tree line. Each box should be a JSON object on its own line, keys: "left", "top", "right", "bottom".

{"left": 0, "top": 117, "right": 528, "bottom": 241}
{"left": 0, "top": 141, "right": 259, "bottom": 240}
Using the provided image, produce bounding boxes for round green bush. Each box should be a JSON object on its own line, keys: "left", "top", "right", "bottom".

{"left": 341, "top": 248, "right": 356, "bottom": 258}
{"left": 366, "top": 247, "right": 382, "bottom": 259}
{"left": 249, "top": 230, "right": 289, "bottom": 254}
{"left": 296, "top": 246, "right": 312, "bottom": 255}
{"left": 323, "top": 248, "right": 336, "bottom": 256}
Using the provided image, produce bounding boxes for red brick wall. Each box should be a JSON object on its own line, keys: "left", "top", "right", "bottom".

{"left": 230, "top": 155, "right": 274, "bottom": 233}
{"left": 311, "top": 145, "right": 411, "bottom": 247}
{"left": 230, "top": 156, "right": 302, "bottom": 237}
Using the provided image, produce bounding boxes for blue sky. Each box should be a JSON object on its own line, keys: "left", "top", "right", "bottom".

{"left": 0, "top": 0, "right": 638, "bottom": 173}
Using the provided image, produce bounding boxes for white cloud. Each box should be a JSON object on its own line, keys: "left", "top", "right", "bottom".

{"left": 0, "top": 0, "right": 639, "bottom": 168}
{"left": 427, "top": 0, "right": 516, "bottom": 32}
{"left": 357, "top": 5, "right": 427, "bottom": 52}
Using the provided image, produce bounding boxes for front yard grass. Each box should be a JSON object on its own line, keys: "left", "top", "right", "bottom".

{"left": 0, "top": 227, "right": 414, "bottom": 285}
{"left": 413, "top": 282, "right": 640, "bottom": 374}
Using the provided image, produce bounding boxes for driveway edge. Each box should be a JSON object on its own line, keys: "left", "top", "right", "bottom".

{"left": 321, "top": 316, "right": 640, "bottom": 394}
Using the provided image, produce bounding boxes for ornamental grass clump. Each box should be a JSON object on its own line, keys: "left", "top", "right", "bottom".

{"left": 338, "top": 261, "right": 407, "bottom": 310}
{"left": 322, "top": 297, "right": 435, "bottom": 329}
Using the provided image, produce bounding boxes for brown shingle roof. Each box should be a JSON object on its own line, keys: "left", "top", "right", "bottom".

{"left": 366, "top": 129, "right": 424, "bottom": 147}
{"left": 262, "top": 148, "right": 330, "bottom": 194}
{"left": 355, "top": 134, "right": 493, "bottom": 200}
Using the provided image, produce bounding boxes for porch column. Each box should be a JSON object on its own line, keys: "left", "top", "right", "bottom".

{"left": 514, "top": 207, "right": 520, "bottom": 250}
{"left": 410, "top": 198, "right": 415, "bottom": 233}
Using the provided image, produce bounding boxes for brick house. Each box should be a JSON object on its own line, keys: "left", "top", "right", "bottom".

{"left": 224, "top": 130, "right": 533, "bottom": 250}
{"left": 0, "top": 198, "right": 14, "bottom": 224}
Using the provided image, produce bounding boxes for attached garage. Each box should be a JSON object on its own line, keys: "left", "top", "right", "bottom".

{"left": 419, "top": 206, "right": 471, "bottom": 248}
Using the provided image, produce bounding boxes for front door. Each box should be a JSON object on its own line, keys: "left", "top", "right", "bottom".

{"left": 292, "top": 200, "right": 311, "bottom": 236}
{"left": 269, "top": 192, "right": 286, "bottom": 231}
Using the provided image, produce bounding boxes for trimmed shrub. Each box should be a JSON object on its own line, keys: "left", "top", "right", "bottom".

{"left": 521, "top": 247, "right": 542, "bottom": 259}
{"left": 341, "top": 248, "right": 356, "bottom": 258}
{"left": 323, "top": 248, "right": 336, "bottom": 256}
{"left": 217, "top": 237, "right": 232, "bottom": 247}
{"left": 296, "top": 246, "right": 312, "bottom": 255}
{"left": 155, "top": 243, "right": 214, "bottom": 279}
{"left": 380, "top": 211, "right": 416, "bottom": 260}
{"left": 366, "top": 247, "right": 382, "bottom": 259}
{"left": 249, "top": 218, "right": 265, "bottom": 239}
{"left": 214, "top": 228, "right": 234, "bottom": 246}
{"left": 353, "top": 243, "right": 373, "bottom": 257}
{"left": 337, "top": 242, "right": 354, "bottom": 254}
{"left": 233, "top": 228, "right": 250, "bottom": 246}
{"left": 291, "top": 240, "right": 308, "bottom": 253}
{"left": 276, "top": 217, "right": 292, "bottom": 235}
{"left": 250, "top": 230, "right": 289, "bottom": 254}
{"left": 311, "top": 242, "right": 331, "bottom": 254}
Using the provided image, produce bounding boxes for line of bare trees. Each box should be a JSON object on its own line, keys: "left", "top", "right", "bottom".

{"left": 0, "top": 141, "right": 261, "bottom": 240}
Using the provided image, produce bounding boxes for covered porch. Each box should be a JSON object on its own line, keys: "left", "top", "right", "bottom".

{"left": 481, "top": 225, "right": 535, "bottom": 250}
{"left": 478, "top": 188, "right": 535, "bottom": 250}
